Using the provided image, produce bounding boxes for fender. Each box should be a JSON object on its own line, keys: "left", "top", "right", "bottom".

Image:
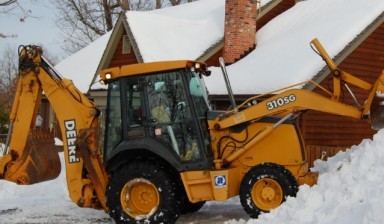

{"left": 105, "top": 137, "right": 184, "bottom": 172}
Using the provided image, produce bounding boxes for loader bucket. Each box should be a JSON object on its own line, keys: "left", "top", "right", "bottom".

{"left": 1, "top": 130, "right": 61, "bottom": 185}
{"left": 370, "top": 93, "right": 384, "bottom": 130}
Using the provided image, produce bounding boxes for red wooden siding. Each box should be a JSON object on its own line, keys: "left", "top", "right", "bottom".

{"left": 109, "top": 32, "right": 138, "bottom": 68}
{"left": 306, "top": 145, "right": 346, "bottom": 167}
{"left": 301, "top": 22, "right": 384, "bottom": 149}
{"left": 257, "top": 0, "right": 296, "bottom": 30}
{"left": 205, "top": 49, "right": 223, "bottom": 67}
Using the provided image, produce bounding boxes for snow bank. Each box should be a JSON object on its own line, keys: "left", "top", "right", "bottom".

{"left": 227, "top": 130, "right": 384, "bottom": 224}
{"left": 0, "top": 153, "right": 110, "bottom": 223}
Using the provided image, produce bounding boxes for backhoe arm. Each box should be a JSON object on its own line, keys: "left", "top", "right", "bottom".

{"left": 212, "top": 38, "right": 384, "bottom": 130}
{"left": 210, "top": 38, "right": 384, "bottom": 167}
{"left": 0, "top": 45, "right": 108, "bottom": 210}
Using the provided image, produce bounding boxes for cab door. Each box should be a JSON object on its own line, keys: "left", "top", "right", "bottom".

{"left": 145, "top": 71, "right": 212, "bottom": 168}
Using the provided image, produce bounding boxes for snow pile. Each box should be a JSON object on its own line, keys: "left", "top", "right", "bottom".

{"left": 224, "top": 129, "right": 384, "bottom": 224}
{"left": 0, "top": 153, "right": 110, "bottom": 223}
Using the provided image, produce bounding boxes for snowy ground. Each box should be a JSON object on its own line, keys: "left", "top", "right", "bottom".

{"left": 1, "top": 130, "right": 384, "bottom": 223}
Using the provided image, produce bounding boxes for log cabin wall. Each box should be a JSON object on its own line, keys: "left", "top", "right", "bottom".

{"left": 302, "top": 22, "right": 384, "bottom": 166}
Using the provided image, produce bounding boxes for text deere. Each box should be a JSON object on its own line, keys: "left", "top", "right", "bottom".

{"left": 65, "top": 120, "right": 80, "bottom": 163}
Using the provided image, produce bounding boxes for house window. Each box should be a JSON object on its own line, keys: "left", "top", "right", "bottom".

{"left": 122, "top": 35, "right": 131, "bottom": 54}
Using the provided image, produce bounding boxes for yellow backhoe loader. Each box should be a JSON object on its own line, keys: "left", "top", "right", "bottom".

{"left": 0, "top": 38, "right": 383, "bottom": 223}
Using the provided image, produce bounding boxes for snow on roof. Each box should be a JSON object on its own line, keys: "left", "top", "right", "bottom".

{"left": 54, "top": 0, "right": 384, "bottom": 95}
{"left": 126, "top": 0, "right": 225, "bottom": 62}
{"left": 126, "top": 0, "right": 272, "bottom": 63}
{"left": 54, "top": 31, "right": 111, "bottom": 93}
{"left": 54, "top": 0, "right": 227, "bottom": 93}
{"left": 205, "top": 0, "right": 384, "bottom": 95}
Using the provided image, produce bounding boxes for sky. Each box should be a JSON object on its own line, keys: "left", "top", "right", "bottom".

{"left": 0, "top": 1, "right": 64, "bottom": 60}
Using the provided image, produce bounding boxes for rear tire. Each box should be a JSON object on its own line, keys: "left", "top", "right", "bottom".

{"left": 239, "top": 163, "right": 298, "bottom": 218}
{"left": 106, "top": 159, "right": 180, "bottom": 224}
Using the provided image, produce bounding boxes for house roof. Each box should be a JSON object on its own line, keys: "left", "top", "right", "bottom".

{"left": 54, "top": 31, "right": 111, "bottom": 93}
{"left": 54, "top": 0, "right": 384, "bottom": 96}
{"left": 125, "top": 0, "right": 225, "bottom": 62}
{"left": 205, "top": 0, "right": 384, "bottom": 95}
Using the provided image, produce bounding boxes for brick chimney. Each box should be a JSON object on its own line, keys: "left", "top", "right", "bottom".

{"left": 223, "top": 0, "right": 258, "bottom": 64}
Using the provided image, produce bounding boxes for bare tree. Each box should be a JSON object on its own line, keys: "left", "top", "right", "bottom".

{"left": 117, "top": 0, "right": 156, "bottom": 11}
{"left": 0, "top": 0, "right": 17, "bottom": 7}
{"left": 0, "top": 45, "right": 18, "bottom": 112}
{"left": 53, "top": 0, "right": 121, "bottom": 55}
{"left": 53, "top": 0, "right": 198, "bottom": 55}
{"left": 117, "top": 0, "right": 196, "bottom": 9}
{"left": 0, "top": 0, "right": 37, "bottom": 38}
{"left": 169, "top": 0, "right": 196, "bottom": 6}
{"left": 0, "top": 44, "right": 58, "bottom": 112}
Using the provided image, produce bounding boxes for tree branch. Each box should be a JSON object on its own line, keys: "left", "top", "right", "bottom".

{"left": 0, "top": 0, "right": 17, "bottom": 7}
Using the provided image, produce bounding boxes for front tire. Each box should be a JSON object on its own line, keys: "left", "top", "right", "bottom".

{"left": 106, "top": 159, "right": 180, "bottom": 223}
{"left": 239, "top": 163, "right": 298, "bottom": 218}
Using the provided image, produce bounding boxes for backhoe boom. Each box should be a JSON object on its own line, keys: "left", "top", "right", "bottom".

{"left": 209, "top": 38, "right": 384, "bottom": 169}
{"left": 0, "top": 45, "right": 108, "bottom": 210}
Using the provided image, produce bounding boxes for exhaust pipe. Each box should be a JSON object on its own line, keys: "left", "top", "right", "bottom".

{"left": 219, "top": 57, "right": 237, "bottom": 112}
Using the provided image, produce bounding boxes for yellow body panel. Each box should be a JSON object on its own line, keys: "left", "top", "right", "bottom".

{"left": 180, "top": 167, "right": 242, "bottom": 202}
{"left": 221, "top": 123, "right": 304, "bottom": 167}
{"left": 180, "top": 120, "right": 317, "bottom": 203}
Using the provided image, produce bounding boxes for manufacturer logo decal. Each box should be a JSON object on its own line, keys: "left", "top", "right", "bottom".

{"left": 214, "top": 175, "right": 227, "bottom": 188}
{"left": 64, "top": 120, "right": 80, "bottom": 163}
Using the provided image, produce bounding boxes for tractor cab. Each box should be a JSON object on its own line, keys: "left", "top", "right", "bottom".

{"left": 100, "top": 61, "right": 214, "bottom": 171}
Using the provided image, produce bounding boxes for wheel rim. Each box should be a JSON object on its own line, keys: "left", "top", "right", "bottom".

{"left": 120, "top": 178, "right": 160, "bottom": 220}
{"left": 251, "top": 178, "right": 283, "bottom": 211}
